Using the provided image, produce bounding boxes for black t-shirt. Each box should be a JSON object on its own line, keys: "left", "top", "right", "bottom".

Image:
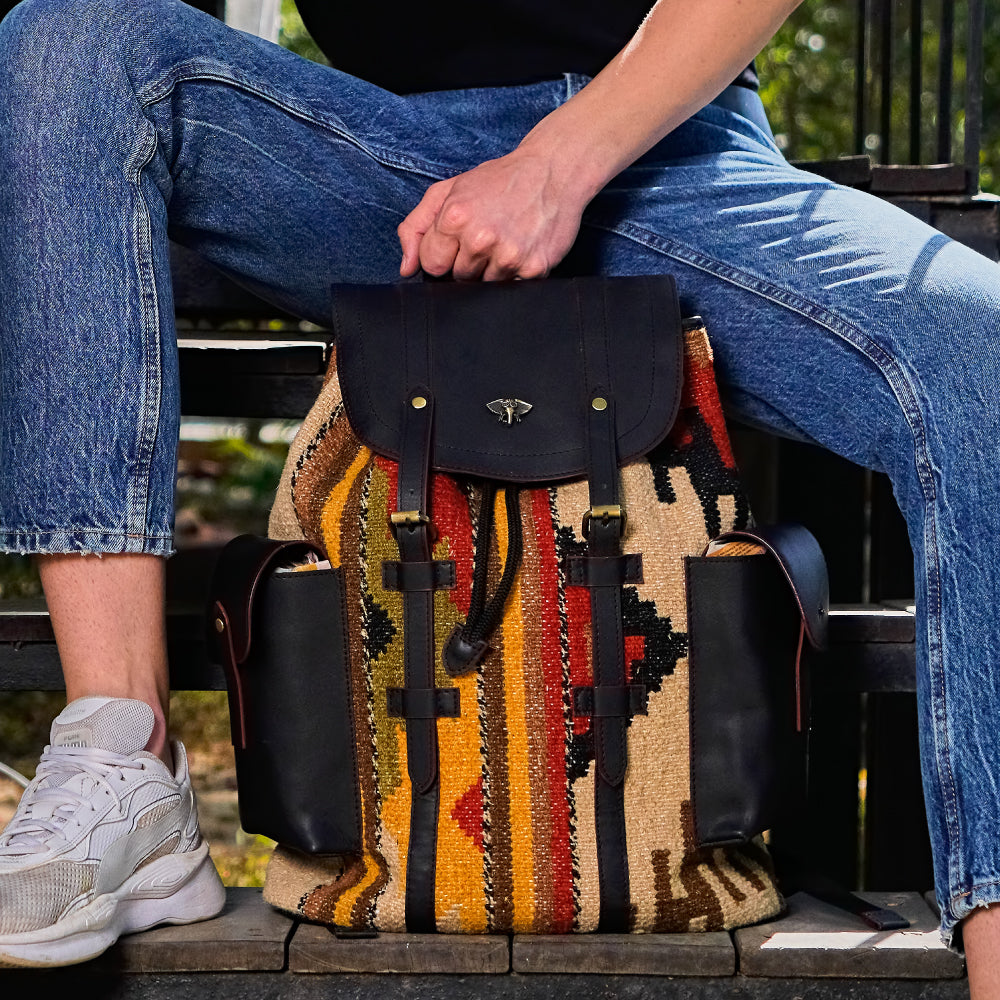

{"left": 293, "top": 1, "right": 757, "bottom": 95}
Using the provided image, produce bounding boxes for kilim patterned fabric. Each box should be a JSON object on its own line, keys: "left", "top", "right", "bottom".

{"left": 264, "top": 322, "right": 783, "bottom": 933}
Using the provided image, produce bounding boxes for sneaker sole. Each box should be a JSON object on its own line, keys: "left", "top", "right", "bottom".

{"left": 0, "top": 843, "right": 226, "bottom": 968}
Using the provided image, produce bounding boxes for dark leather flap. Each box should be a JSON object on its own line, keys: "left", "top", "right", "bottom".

{"left": 705, "top": 524, "right": 829, "bottom": 649}
{"left": 332, "top": 276, "right": 683, "bottom": 483}
{"left": 210, "top": 534, "right": 327, "bottom": 664}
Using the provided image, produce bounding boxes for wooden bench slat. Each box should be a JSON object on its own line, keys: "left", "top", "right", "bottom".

{"left": 0, "top": 602, "right": 919, "bottom": 693}
{"left": 93, "top": 887, "right": 294, "bottom": 973}
{"left": 288, "top": 925, "right": 510, "bottom": 974}
{"left": 512, "top": 931, "right": 734, "bottom": 976}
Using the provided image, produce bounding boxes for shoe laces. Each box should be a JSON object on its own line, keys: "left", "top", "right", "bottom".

{"left": 0, "top": 745, "right": 147, "bottom": 856}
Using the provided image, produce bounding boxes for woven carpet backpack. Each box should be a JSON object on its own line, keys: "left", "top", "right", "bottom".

{"left": 216, "top": 275, "right": 827, "bottom": 935}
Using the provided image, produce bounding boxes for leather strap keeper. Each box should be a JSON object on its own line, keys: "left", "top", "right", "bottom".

{"left": 382, "top": 559, "right": 456, "bottom": 592}
{"left": 386, "top": 687, "right": 461, "bottom": 719}
{"left": 573, "top": 684, "right": 648, "bottom": 718}
{"left": 563, "top": 554, "right": 643, "bottom": 588}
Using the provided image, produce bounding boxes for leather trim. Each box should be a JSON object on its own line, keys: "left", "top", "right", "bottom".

{"left": 333, "top": 277, "right": 683, "bottom": 483}
{"left": 210, "top": 534, "right": 326, "bottom": 665}
{"left": 382, "top": 560, "right": 456, "bottom": 592}
{"left": 212, "top": 601, "right": 246, "bottom": 750}
{"left": 220, "top": 560, "right": 362, "bottom": 854}
{"left": 705, "top": 524, "right": 829, "bottom": 649}
{"left": 686, "top": 552, "right": 801, "bottom": 846}
{"left": 443, "top": 624, "right": 491, "bottom": 676}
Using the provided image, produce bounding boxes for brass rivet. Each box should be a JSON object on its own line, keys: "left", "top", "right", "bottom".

{"left": 592, "top": 397, "right": 608, "bottom": 412}
{"left": 214, "top": 618, "right": 225, "bottom": 633}
{"left": 411, "top": 395, "right": 428, "bottom": 410}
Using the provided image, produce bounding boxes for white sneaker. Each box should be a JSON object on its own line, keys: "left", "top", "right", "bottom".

{"left": 0, "top": 696, "right": 226, "bottom": 967}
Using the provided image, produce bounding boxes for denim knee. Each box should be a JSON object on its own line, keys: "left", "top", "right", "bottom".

{"left": 0, "top": 0, "right": 207, "bottom": 118}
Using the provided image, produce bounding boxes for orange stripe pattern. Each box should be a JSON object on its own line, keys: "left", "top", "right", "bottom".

{"left": 270, "top": 324, "right": 783, "bottom": 933}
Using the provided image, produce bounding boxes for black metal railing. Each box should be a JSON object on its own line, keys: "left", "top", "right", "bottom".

{"left": 854, "top": 0, "right": 986, "bottom": 191}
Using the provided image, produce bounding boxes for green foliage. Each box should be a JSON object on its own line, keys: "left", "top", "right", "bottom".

{"left": 278, "top": 0, "right": 328, "bottom": 65}
{"left": 0, "top": 555, "right": 41, "bottom": 599}
{"left": 759, "top": 0, "right": 999, "bottom": 193}
{"left": 0, "top": 692, "right": 65, "bottom": 778}
{"left": 175, "top": 427, "right": 293, "bottom": 540}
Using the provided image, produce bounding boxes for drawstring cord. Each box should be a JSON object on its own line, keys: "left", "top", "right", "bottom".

{"left": 446, "top": 483, "right": 523, "bottom": 668}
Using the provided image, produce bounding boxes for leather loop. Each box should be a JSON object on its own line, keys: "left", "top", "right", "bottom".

{"left": 564, "top": 554, "right": 643, "bottom": 588}
{"left": 213, "top": 601, "right": 247, "bottom": 750}
{"left": 573, "top": 685, "right": 648, "bottom": 718}
{"left": 382, "top": 560, "right": 456, "bottom": 592}
{"left": 386, "top": 687, "right": 461, "bottom": 719}
{"left": 209, "top": 536, "right": 327, "bottom": 752}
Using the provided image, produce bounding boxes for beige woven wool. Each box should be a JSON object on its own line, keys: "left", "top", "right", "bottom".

{"left": 261, "top": 322, "right": 784, "bottom": 934}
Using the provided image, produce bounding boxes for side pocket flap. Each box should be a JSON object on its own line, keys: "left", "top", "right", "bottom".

{"left": 209, "top": 534, "right": 327, "bottom": 664}
{"left": 704, "top": 523, "right": 829, "bottom": 650}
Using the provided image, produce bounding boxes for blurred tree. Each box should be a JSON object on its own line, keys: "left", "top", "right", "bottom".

{"left": 759, "top": 0, "right": 998, "bottom": 192}
{"left": 279, "top": 0, "right": 328, "bottom": 64}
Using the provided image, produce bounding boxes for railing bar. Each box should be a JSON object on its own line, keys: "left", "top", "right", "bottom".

{"left": 936, "top": 0, "right": 954, "bottom": 163}
{"left": 964, "top": 0, "right": 985, "bottom": 191}
{"left": 855, "top": 0, "right": 868, "bottom": 155}
{"left": 909, "top": 0, "right": 922, "bottom": 163}
{"left": 878, "top": 0, "right": 893, "bottom": 164}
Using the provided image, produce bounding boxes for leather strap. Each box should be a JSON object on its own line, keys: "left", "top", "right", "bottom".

{"left": 563, "top": 554, "right": 643, "bottom": 588}
{"left": 705, "top": 524, "right": 829, "bottom": 650}
{"left": 395, "top": 288, "right": 441, "bottom": 934}
{"left": 382, "top": 560, "right": 456, "bottom": 592}
{"left": 386, "top": 687, "right": 461, "bottom": 719}
{"left": 807, "top": 881, "right": 911, "bottom": 932}
{"left": 573, "top": 685, "right": 648, "bottom": 718}
{"left": 577, "top": 280, "right": 633, "bottom": 933}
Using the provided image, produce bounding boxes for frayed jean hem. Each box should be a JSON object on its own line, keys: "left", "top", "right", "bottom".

{"left": 0, "top": 528, "right": 175, "bottom": 558}
{"left": 940, "top": 882, "right": 1000, "bottom": 955}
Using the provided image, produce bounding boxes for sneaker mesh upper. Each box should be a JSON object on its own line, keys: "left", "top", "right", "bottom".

{"left": 0, "top": 699, "right": 205, "bottom": 937}
{"left": 0, "top": 862, "right": 97, "bottom": 935}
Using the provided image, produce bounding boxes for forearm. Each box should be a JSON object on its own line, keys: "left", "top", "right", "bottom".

{"left": 518, "top": 0, "right": 802, "bottom": 206}
{"left": 398, "top": 0, "right": 803, "bottom": 280}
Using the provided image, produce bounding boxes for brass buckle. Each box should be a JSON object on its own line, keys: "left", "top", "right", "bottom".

{"left": 582, "top": 504, "right": 626, "bottom": 539}
{"left": 390, "top": 510, "right": 430, "bottom": 533}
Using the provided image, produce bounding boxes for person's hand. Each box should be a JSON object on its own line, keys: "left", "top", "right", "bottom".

{"left": 397, "top": 147, "right": 588, "bottom": 281}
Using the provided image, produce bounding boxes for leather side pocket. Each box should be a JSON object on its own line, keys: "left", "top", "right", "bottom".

{"left": 685, "top": 552, "right": 801, "bottom": 848}
{"left": 234, "top": 565, "right": 361, "bottom": 855}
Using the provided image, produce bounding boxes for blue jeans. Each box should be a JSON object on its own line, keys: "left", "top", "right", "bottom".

{"left": 1, "top": 0, "right": 999, "bottom": 944}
